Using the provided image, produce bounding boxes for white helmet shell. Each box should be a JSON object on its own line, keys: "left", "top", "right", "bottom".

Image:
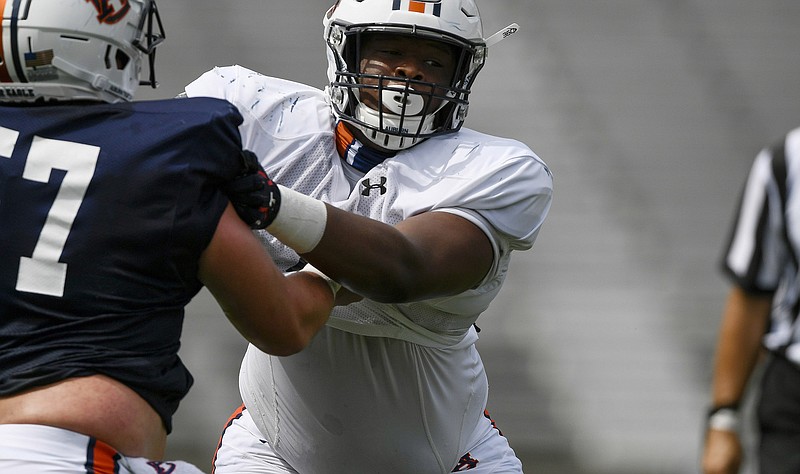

{"left": 323, "top": 0, "right": 488, "bottom": 151}
{"left": 0, "top": 0, "right": 165, "bottom": 103}
{"left": 325, "top": 0, "right": 484, "bottom": 44}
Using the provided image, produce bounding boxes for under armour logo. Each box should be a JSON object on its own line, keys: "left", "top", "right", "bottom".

{"left": 85, "top": 0, "right": 131, "bottom": 24}
{"left": 361, "top": 177, "right": 387, "bottom": 196}
{"left": 146, "top": 461, "right": 176, "bottom": 474}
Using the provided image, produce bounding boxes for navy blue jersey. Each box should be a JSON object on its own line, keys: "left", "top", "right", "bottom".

{"left": 0, "top": 97, "right": 245, "bottom": 432}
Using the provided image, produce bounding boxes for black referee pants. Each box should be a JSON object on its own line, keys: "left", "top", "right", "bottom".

{"left": 757, "top": 354, "right": 800, "bottom": 474}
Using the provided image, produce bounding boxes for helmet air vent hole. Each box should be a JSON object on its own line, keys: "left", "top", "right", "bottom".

{"left": 104, "top": 45, "right": 112, "bottom": 69}
{"left": 60, "top": 35, "right": 90, "bottom": 42}
{"left": 115, "top": 49, "right": 130, "bottom": 70}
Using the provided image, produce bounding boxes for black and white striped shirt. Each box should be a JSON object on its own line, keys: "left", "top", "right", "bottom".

{"left": 723, "top": 126, "right": 800, "bottom": 364}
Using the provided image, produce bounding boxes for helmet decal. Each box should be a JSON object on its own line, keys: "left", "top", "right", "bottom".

{"left": 86, "top": 0, "right": 132, "bottom": 25}
{"left": 392, "top": 0, "right": 442, "bottom": 16}
{"left": 24, "top": 50, "right": 54, "bottom": 68}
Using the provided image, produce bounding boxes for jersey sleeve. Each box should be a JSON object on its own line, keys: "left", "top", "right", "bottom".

{"left": 184, "top": 66, "right": 333, "bottom": 165}
{"left": 395, "top": 135, "right": 553, "bottom": 252}
{"left": 721, "top": 143, "right": 789, "bottom": 294}
{"left": 468, "top": 148, "right": 553, "bottom": 251}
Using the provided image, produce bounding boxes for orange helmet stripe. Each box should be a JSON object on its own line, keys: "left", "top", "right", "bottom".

{"left": 408, "top": 1, "right": 425, "bottom": 13}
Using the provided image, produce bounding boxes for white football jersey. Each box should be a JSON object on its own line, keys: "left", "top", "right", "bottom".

{"left": 186, "top": 65, "right": 552, "bottom": 473}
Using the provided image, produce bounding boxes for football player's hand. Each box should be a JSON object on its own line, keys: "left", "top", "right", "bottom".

{"left": 225, "top": 150, "right": 281, "bottom": 229}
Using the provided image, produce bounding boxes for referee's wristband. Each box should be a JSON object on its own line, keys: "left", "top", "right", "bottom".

{"left": 707, "top": 405, "right": 740, "bottom": 432}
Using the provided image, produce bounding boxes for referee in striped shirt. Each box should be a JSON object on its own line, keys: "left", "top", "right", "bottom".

{"left": 703, "top": 127, "right": 800, "bottom": 474}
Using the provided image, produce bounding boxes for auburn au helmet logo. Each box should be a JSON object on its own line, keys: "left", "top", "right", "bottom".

{"left": 326, "top": 0, "right": 341, "bottom": 19}
{"left": 85, "top": 0, "right": 131, "bottom": 25}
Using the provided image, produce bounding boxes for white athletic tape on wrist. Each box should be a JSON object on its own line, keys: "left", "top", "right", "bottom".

{"left": 267, "top": 185, "right": 327, "bottom": 254}
{"left": 707, "top": 408, "right": 740, "bottom": 432}
{"left": 300, "top": 264, "right": 341, "bottom": 297}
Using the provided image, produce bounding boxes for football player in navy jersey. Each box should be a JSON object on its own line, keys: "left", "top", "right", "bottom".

{"left": 0, "top": 1, "right": 340, "bottom": 472}
{"left": 186, "top": 1, "right": 553, "bottom": 472}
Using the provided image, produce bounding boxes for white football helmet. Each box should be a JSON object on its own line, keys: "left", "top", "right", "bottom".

{"left": 0, "top": 0, "right": 165, "bottom": 103}
{"left": 323, "top": 0, "right": 487, "bottom": 151}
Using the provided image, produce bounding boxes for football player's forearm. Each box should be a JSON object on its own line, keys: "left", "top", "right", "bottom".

{"left": 201, "top": 205, "right": 333, "bottom": 356}
{"left": 264, "top": 185, "right": 424, "bottom": 300}
{"left": 307, "top": 206, "right": 493, "bottom": 302}
{"left": 305, "top": 205, "right": 424, "bottom": 302}
{"left": 266, "top": 186, "right": 492, "bottom": 302}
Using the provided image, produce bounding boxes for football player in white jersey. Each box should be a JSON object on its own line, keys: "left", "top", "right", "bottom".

{"left": 186, "top": 1, "right": 553, "bottom": 472}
